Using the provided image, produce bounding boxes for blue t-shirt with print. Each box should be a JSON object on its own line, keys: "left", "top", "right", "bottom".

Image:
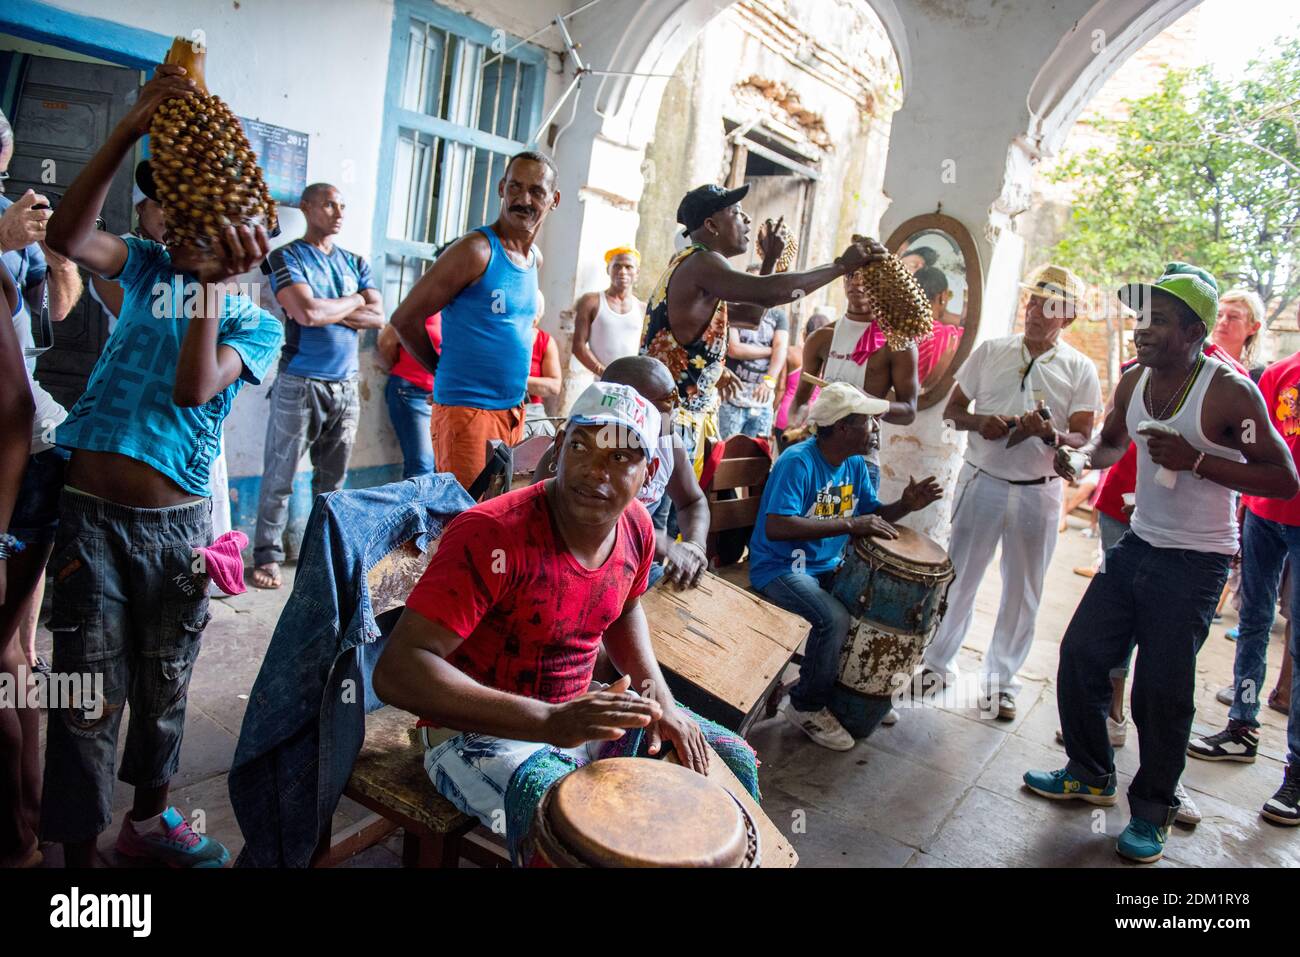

{"left": 748, "top": 438, "right": 880, "bottom": 590}
{"left": 267, "top": 239, "right": 375, "bottom": 380}
{"left": 57, "top": 237, "right": 283, "bottom": 496}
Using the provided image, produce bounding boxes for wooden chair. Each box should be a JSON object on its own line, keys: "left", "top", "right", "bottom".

{"left": 313, "top": 538, "right": 511, "bottom": 869}
{"left": 702, "top": 434, "right": 772, "bottom": 566}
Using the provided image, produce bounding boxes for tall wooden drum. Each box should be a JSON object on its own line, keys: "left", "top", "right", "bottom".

{"left": 828, "top": 526, "right": 954, "bottom": 738}
{"left": 531, "top": 758, "right": 760, "bottom": 868}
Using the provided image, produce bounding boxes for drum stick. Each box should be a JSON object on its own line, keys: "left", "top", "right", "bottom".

{"left": 800, "top": 370, "right": 828, "bottom": 389}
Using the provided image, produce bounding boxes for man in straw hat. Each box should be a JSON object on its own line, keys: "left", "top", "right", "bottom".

{"left": 1024, "top": 263, "right": 1297, "bottom": 863}
{"left": 571, "top": 246, "right": 644, "bottom": 378}
{"left": 749, "top": 381, "right": 942, "bottom": 750}
{"left": 924, "top": 264, "right": 1102, "bottom": 721}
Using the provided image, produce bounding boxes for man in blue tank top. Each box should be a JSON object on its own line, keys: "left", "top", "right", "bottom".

{"left": 1025, "top": 264, "right": 1298, "bottom": 863}
{"left": 389, "top": 151, "right": 559, "bottom": 490}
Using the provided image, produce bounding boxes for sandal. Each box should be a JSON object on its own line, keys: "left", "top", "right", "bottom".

{"left": 250, "top": 563, "right": 282, "bottom": 590}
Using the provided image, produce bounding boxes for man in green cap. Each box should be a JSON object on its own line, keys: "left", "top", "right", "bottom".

{"left": 1023, "top": 263, "right": 1299, "bottom": 863}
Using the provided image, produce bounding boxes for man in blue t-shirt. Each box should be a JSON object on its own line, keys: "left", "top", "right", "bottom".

{"left": 749, "top": 382, "right": 942, "bottom": 751}
{"left": 40, "top": 64, "right": 284, "bottom": 868}
{"left": 251, "top": 183, "right": 384, "bottom": 589}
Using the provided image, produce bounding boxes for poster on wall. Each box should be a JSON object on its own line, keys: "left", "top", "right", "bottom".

{"left": 238, "top": 118, "right": 309, "bottom": 207}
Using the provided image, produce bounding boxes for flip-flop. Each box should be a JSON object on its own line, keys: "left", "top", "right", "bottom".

{"left": 250, "top": 565, "right": 282, "bottom": 590}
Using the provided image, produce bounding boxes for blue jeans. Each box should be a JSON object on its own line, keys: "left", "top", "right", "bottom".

{"left": 1234, "top": 510, "right": 1300, "bottom": 765}
{"left": 10, "top": 446, "right": 69, "bottom": 547}
{"left": 759, "top": 570, "right": 852, "bottom": 712}
{"left": 385, "top": 375, "right": 435, "bottom": 479}
{"left": 1057, "top": 532, "right": 1229, "bottom": 827}
{"left": 718, "top": 402, "right": 774, "bottom": 440}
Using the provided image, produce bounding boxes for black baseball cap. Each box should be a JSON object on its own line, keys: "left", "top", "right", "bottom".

{"left": 135, "top": 159, "right": 159, "bottom": 203}
{"left": 677, "top": 183, "right": 749, "bottom": 237}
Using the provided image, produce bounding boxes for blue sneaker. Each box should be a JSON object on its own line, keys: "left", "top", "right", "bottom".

{"left": 1225, "top": 627, "right": 1239, "bottom": 641}
{"left": 1117, "top": 817, "right": 1168, "bottom": 863}
{"left": 114, "top": 807, "right": 231, "bottom": 868}
{"left": 1023, "top": 767, "right": 1117, "bottom": 806}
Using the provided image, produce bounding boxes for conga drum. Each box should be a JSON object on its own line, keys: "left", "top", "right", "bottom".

{"left": 531, "top": 758, "right": 760, "bottom": 867}
{"left": 827, "top": 526, "right": 954, "bottom": 737}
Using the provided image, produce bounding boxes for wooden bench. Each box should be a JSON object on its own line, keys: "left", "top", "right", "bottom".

{"left": 702, "top": 434, "right": 772, "bottom": 566}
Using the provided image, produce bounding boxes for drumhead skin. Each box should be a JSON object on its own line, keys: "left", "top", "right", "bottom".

{"left": 859, "top": 524, "right": 950, "bottom": 568}
{"left": 546, "top": 758, "right": 749, "bottom": 867}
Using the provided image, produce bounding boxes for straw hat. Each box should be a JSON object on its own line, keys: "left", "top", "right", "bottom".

{"left": 1020, "top": 263, "right": 1087, "bottom": 310}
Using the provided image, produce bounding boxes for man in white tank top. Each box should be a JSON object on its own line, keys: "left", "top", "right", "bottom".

{"left": 571, "top": 247, "right": 645, "bottom": 377}
{"left": 1024, "top": 264, "right": 1298, "bottom": 864}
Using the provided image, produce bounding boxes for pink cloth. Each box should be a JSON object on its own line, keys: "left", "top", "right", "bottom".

{"left": 776, "top": 368, "right": 819, "bottom": 430}
{"left": 916, "top": 323, "right": 964, "bottom": 381}
{"left": 850, "top": 322, "right": 886, "bottom": 365}
{"left": 199, "top": 530, "right": 249, "bottom": 595}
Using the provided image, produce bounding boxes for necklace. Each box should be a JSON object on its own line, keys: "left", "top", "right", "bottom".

{"left": 1019, "top": 339, "right": 1058, "bottom": 392}
{"left": 1145, "top": 353, "right": 1204, "bottom": 420}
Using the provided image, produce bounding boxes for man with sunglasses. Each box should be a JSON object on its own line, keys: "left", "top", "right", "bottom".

{"left": 923, "top": 264, "right": 1102, "bottom": 720}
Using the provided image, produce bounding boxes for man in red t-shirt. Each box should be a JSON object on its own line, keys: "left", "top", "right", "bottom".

{"left": 373, "top": 381, "right": 712, "bottom": 831}
{"left": 1188, "top": 348, "right": 1300, "bottom": 825}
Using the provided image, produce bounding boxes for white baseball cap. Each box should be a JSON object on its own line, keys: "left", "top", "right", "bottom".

{"left": 809, "top": 381, "right": 890, "bottom": 428}
{"left": 566, "top": 382, "right": 661, "bottom": 456}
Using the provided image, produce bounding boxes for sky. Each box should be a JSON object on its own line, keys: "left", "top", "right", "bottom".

{"left": 1196, "top": 0, "right": 1300, "bottom": 77}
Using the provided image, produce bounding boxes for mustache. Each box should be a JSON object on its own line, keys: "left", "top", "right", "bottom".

{"left": 510, "top": 205, "right": 537, "bottom": 216}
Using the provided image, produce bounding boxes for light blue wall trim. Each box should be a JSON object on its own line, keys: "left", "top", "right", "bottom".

{"left": 0, "top": 0, "right": 171, "bottom": 70}
{"left": 370, "top": 0, "right": 548, "bottom": 276}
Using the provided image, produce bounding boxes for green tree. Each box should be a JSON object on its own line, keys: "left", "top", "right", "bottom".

{"left": 1051, "top": 38, "right": 1300, "bottom": 324}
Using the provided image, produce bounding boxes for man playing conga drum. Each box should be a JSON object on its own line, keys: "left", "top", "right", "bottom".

{"left": 375, "top": 382, "right": 756, "bottom": 848}
{"left": 749, "top": 382, "right": 943, "bottom": 750}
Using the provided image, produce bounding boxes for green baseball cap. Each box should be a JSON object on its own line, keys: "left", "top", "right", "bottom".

{"left": 1118, "top": 262, "right": 1219, "bottom": 331}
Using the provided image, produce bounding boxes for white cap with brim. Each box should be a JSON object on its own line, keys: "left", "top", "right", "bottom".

{"left": 809, "top": 381, "right": 890, "bottom": 429}
{"left": 565, "top": 381, "right": 661, "bottom": 457}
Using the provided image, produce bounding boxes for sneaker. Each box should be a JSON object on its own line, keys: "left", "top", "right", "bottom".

{"left": 995, "top": 692, "right": 1016, "bottom": 721}
{"left": 1116, "top": 817, "right": 1168, "bottom": 863}
{"left": 1187, "top": 724, "right": 1258, "bottom": 763}
{"left": 1173, "top": 781, "right": 1201, "bottom": 826}
{"left": 880, "top": 708, "right": 899, "bottom": 726}
{"left": 1107, "top": 716, "right": 1128, "bottom": 748}
{"left": 1215, "top": 686, "right": 1234, "bottom": 706}
{"left": 1261, "top": 764, "right": 1300, "bottom": 826}
{"left": 1223, "top": 625, "right": 1236, "bottom": 639}
{"left": 918, "top": 665, "right": 951, "bottom": 693}
{"left": 1023, "top": 768, "right": 1118, "bottom": 806}
{"left": 114, "top": 807, "right": 231, "bottom": 868}
{"left": 783, "top": 704, "right": 855, "bottom": 751}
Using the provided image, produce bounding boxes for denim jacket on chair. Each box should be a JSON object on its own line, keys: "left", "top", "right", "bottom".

{"left": 228, "top": 474, "right": 472, "bottom": 867}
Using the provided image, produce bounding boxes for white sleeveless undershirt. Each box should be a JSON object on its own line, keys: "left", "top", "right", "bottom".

{"left": 821, "top": 316, "right": 880, "bottom": 463}
{"left": 587, "top": 292, "right": 644, "bottom": 367}
{"left": 1127, "top": 356, "right": 1243, "bottom": 554}
{"left": 822, "top": 316, "right": 871, "bottom": 390}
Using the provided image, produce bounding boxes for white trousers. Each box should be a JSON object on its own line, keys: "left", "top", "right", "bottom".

{"left": 923, "top": 464, "right": 1063, "bottom": 696}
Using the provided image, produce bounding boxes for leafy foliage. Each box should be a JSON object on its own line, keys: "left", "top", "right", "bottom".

{"left": 1050, "top": 39, "right": 1300, "bottom": 324}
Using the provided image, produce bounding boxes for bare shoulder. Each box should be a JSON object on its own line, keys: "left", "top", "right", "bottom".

{"left": 805, "top": 325, "right": 833, "bottom": 352}
{"left": 1209, "top": 362, "right": 1264, "bottom": 408}
{"left": 574, "top": 290, "right": 600, "bottom": 313}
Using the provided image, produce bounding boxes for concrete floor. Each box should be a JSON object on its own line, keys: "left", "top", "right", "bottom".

{"left": 33, "top": 516, "right": 1299, "bottom": 868}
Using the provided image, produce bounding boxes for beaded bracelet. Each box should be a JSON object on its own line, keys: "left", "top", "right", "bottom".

{"left": 0, "top": 532, "right": 26, "bottom": 561}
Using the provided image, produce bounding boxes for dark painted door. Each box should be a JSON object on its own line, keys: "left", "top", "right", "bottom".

{"left": 7, "top": 54, "right": 139, "bottom": 410}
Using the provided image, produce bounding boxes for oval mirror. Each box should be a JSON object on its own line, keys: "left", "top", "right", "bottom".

{"left": 884, "top": 213, "right": 982, "bottom": 410}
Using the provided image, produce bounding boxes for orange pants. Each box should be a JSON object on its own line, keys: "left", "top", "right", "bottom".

{"left": 430, "top": 402, "right": 525, "bottom": 491}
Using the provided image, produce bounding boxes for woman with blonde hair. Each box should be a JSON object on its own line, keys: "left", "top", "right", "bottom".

{"left": 1214, "top": 287, "right": 1267, "bottom": 381}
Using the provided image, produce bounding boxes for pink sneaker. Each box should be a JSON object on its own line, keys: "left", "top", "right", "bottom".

{"left": 114, "top": 807, "right": 230, "bottom": 868}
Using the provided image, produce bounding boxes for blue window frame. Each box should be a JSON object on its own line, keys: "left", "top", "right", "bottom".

{"left": 373, "top": 1, "right": 545, "bottom": 307}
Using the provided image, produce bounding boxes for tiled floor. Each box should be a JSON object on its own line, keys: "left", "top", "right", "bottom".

{"left": 33, "top": 516, "right": 1298, "bottom": 867}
